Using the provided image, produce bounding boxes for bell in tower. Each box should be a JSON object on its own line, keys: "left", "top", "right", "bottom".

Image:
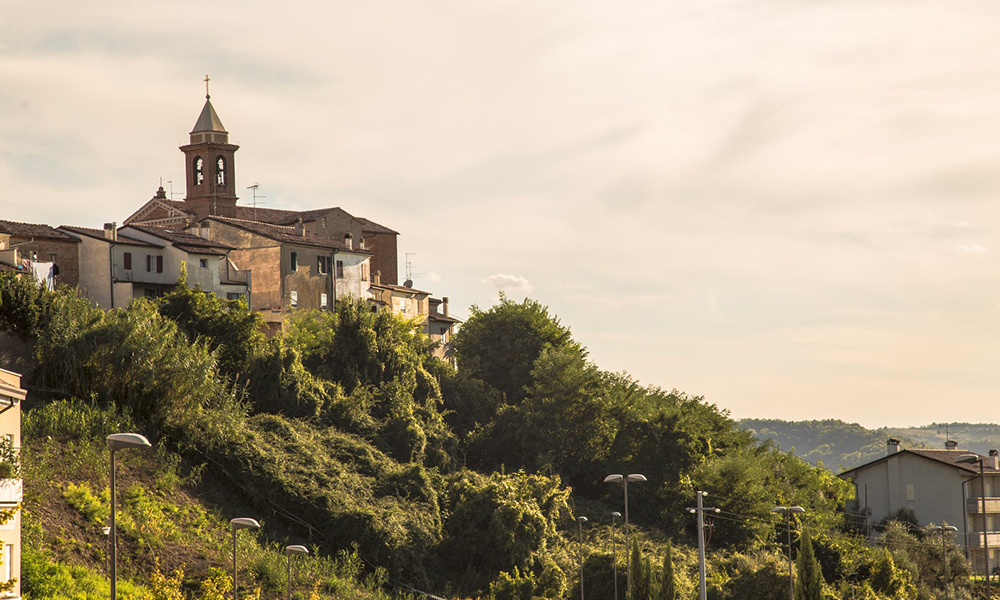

{"left": 180, "top": 75, "right": 240, "bottom": 219}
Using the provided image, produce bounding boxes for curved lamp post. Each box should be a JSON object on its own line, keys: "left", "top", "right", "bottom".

{"left": 927, "top": 525, "right": 958, "bottom": 600}
{"left": 285, "top": 545, "right": 308, "bottom": 600}
{"left": 107, "top": 433, "right": 152, "bottom": 599}
{"left": 611, "top": 511, "right": 621, "bottom": 600}
{"left": 771, "top": 505, "right": 805, "bottom": 600}
{"left": 576, "top": 516, "right": 587, "bottom": 600}
{"left": 604, "top": 474, "right": 646, "bottom": 599}
{"left": 231, "top": 518, "right": 260, "bottom": 600}
{"left": 958, "top": 453, "right": 990, "bottom": 595}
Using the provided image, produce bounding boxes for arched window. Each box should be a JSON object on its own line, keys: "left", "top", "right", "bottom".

{"left": 194, "top": 157, "right": 204, "bottom": 185}
{"left": 216, "top": 157, "right": 226, "bottom": 186}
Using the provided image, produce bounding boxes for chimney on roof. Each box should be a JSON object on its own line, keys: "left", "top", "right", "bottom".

{"left": 945, "top": 440, "right": 958, "bottom": 450}
{"left": 103, "top": 223, "right": 117, "bottom": 242}
{"left": 990, "top": 450, "right": 999, "bottom": 470}
{"left": 443, "top": 296, "right": 449, "bottom": 317}
{"left": 295, "top": 217, "right": 304, "bottom": 237}
{"left": 374, "top": 270, "right": 381, "bottom": 285}
{"left": 344, "top": 233, "right": 353, "bottom": 250}
{"left": 887, "top": 438, "right": 901, "bottom": 455}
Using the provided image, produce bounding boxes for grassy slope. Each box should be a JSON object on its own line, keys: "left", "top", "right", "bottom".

{"left": 22, "top": 401, "right": 391, "bottom": 600}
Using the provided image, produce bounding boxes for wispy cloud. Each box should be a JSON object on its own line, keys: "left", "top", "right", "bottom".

{"left": 483, "top": 274, "right": 533, "bottom": 296}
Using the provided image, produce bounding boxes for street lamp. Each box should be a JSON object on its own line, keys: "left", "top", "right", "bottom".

{"left": 958, "top": 453, "right": 990, "bottom": 596}
{"left": 771, "top": 505, "right": 805, "bottom": 600}
{"left": 576, "top": 516, "right": 587, "bottom": 600}
{"left": 611, "top": 511, "right": 621, "bottom": 600}
{"left": 106, "top": 433, "right": 151, "bottom": 599}
{"left": 604, "top": 473, "right": 646, "bottom": 599}
{"left": 927, "top": 525, "right": 958, "bottom": 600}
{"left": 284, "top": 545, "right": 308, "bottom": 600}
{"left": 231, "top": 518, "right": 260, "bottom": 600}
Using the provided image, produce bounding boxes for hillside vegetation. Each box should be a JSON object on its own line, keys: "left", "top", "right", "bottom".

{"left": 0, "top": 275, "right": 983, "bottom": 599}
{"left": 741, "top": 418, "right": 1000, "bottom": 471}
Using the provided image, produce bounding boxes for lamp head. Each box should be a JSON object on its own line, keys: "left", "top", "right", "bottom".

{"left": 285, "top": 545, "right": 309, "bottom": 555}
{"left": 106, "top": 433, "right": 152, "bottom": 451}
{"left": 771, "top": 506, "right": 787, "bottom": 514}
{"left": 957, "top": 454, "right": 982, "bottom": 465}
{"left": 789, "top": 506, "right": 805, "bottom": 514}
{"left": 230, "top": 517, "right": 260, "bottom": 530}
{"left": 577, "top": 516, "right": 588, "bottom": 523}
{"left": 926, "top": 525, "right": 942, "bottom": 532}
{"left": 626, "top": 474, "right": 647, "bottom": 482}
{"left": 604, "top": 474, "right": 624, "bottom": 484}
{"left": 611, "top": 511, "right": 621, "bottom": 518}
{"left": 944, "top": 525, "right": 958, "bottom": 533}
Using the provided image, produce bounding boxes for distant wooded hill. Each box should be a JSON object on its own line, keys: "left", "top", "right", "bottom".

{"left": 739, "top": 419, "right": 1000, "bottom": 472}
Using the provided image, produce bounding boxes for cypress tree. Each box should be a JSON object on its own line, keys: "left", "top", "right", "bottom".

{"left": 794, "top": 529, "right": 823, "bottom": 600}
{"left": 659, "top": 541, "right": 676, "bottom": 600}
{"left": 630, "top": 536, "right": 649, "bottom": 600}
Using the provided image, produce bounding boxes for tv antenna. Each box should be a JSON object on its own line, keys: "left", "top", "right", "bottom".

{"left": 405, "top": 253, "right": 424, "bottom": 287}
{"left": 246, "top": 183, "right": 266, "bottom": 219}
{"left": 165, "top": 180, "right": 181, "bottom": 200}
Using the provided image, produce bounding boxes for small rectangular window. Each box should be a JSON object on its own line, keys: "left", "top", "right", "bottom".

{"left": 146, "top": 255, "right": 152, "bottom": 272}
{"left": 321, "top": 292, "right": 328, "bottom": 309}
{"left": 156, "top": 256, "right": 163, "bottom": 273}
{"left": 318, "top": 256, "right": 326, "bottom": 274}
{"left": 290, "top": 290, "right": 298, "bottom": 308}
{"left": 336, "top": 260, "right": 344, "bottom": 278}
{"left": 906, "top": 483, "right": 915, "bottom": 502}
{"left": 49, "top": 253, "right": 57, "bottom": 262}
{"left": 290, "top": 252, "right": 298, "bottom": 272}
{"left": 199, "top": 258, "right": 208, "bottom": 269}
{"left": 227, "top": 293, "right": 242, "bottom": 301}
{"left": 361, "top": 263, "right": 369, "bottom": 281}
{"left": 2, "top": 544, "right": 10, "bottom": 582}
{"left": 123, "top": 252, "right": 132, "bottom": 270}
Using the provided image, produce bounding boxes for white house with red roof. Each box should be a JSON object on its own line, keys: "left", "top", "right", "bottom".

{"left": 840, "top": 438, "right": 1000, "bottom": 574}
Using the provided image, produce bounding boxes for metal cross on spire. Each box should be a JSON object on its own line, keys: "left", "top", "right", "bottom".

{"left": 204, "top": 74, "right": 211, "bottom": 99}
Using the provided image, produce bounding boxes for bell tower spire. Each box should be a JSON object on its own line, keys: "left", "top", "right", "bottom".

{"left": 180, "top": 75, "right": 240, "bottom": 219}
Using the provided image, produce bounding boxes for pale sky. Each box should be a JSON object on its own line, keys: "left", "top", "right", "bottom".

{"left": 3, "top": 1, "right": 1000, "bottom": 428}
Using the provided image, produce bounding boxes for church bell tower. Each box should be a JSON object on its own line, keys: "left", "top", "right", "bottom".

{"left": 180, "top": 76, "right": 239, "bottom": 219}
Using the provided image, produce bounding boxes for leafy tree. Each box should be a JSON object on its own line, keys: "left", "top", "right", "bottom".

{"left": 440, "top": 470, "right": 569, "bottom": 591}
{"left": 794, "top": 530, "right": 823, "bottom": 600}
{"left": 452, "top": 295, "right": 582, "bottom": 405}
{"left": 157, "top": 275, "right": 267, "bottom": 383}
{"left": 0, "top": 271, "right": 53, "bottom": 335}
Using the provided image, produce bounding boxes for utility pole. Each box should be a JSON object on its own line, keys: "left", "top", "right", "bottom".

{"left": 687, "top": 491, "right": 719, "bottom": 600}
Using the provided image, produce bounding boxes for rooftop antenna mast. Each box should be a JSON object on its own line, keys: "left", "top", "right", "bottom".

{"left": 246, "top": 183, "right": 266, "bottom": 219}
{"left": 405, "top": 253, "right": 424, "bottom": 287}
{"left": 165, "top": 180, "right": 179, "bottom": 200}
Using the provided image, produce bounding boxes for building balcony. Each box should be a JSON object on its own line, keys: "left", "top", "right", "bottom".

{"left": 965, "top": 531, "right": 1000, "bottom": 548}
{"left": 0, "top": 479, "right": 22, "bottom": 504}
{"left": 967, "top": 498, "right": 1000, "bottom": 513}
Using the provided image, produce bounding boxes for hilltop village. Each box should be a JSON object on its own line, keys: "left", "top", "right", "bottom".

{"left": 0, "top": 90, "right": 458, "bottom": 356}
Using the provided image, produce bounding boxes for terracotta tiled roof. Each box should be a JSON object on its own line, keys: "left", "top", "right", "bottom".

{"left": 57, "top": 226, "right": 160, "bottom": 248}
{"left": 204, "top": 217, "right": 371, "bottom": 253}
{"left": 840, "top": 448, "right": 1000, "bottom": 477}
{"left": 356, "top": 217, "right": 398, "bottom": 235}
{"left": 427, "top": 312, "right": 461, "bottom": 324}
{"left": 370, "top": 282, "right": 431, "bottom": 295}
{"left": 0, "top": 220, "right": 78, "bottom": 241}
{"left": 123, "top": 224, "right": 233, "bottom": 254}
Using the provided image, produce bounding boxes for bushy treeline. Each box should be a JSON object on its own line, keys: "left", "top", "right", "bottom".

{"left": 0, "top": 274, "right": 974, "bottom": 599}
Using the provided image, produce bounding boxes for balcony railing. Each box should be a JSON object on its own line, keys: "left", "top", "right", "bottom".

{"left": 967, "top": 497, "right": 1000, "bottom": 513}
{"left": 965, "top": 531, "right": 1000, "bottom": 548}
